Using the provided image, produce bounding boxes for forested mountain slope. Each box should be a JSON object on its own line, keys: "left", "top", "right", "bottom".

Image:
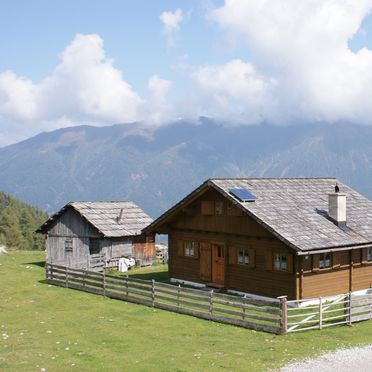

{"left": 0, "top": 192, "right": 48, "bottom": 250}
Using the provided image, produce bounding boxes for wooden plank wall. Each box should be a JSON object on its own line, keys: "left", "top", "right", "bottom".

{"left": 170, "top": 230, "right": 296, "bottom": 299}
{"left": 132, "top": 235, "right": 156, "bottom": 265}
{"left": 46, "top": 235, "right": 90, "bottom": 269}
{"left": 300, "top": 249, "right": 372, "bottom": 298}
{"left": 48, "top": 208, "right": 100, "bottom": 237}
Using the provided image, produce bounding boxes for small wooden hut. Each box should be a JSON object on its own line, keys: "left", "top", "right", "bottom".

{"left": 37, "top": 201, "right": 155, "bottom": 271}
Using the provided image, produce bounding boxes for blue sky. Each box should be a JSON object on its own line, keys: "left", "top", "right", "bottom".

{"left": 1, "top": 0, "right": 372, "bottom": 146}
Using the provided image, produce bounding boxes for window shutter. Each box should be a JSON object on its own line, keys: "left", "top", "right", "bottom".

{"left": 249, "top": 248, "right": 255, "bottom": 269}
{"left": 352, "top": 249, "right": 361, "bottom": 265}
{"left": 286, "top": 254, "right": 293, "bottom": 273}
{"left": 177, "top": 240, "right": 184, "bottom": 257}
{"left": 201, "top": 201, "right": 214, "bottom": 215}
{"left": 312, "top": 254, "right": 320, "bottom": 272}
{"left": 229, "top": 246, "right": 237, "bottom": 265}
{"left": 194, "top": 244, "right": 199, "bottom": 259}
{"left": 265, "top": 251, "right": 273, "bottom": 271}
{"left": 332, "top": 251, "right": 341, "bottom": 269}
{"left": 362, "top": 248, "right": 368, "bottom": 263}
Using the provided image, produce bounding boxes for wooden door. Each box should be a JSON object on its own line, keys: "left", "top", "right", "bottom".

{"left": 200, "top": 243, "right": 211, "bottom": 281}
{"left": 212, "top": 244, "right": 225, "bottom": 285}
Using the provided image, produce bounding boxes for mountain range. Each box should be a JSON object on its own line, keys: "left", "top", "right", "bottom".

{"left": 0, "top": 119, "right": 372, "bottom": 218}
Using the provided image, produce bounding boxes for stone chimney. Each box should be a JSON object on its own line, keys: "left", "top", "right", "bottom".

{"left": 328, "top": 193, "right": 346, "bottom": 227}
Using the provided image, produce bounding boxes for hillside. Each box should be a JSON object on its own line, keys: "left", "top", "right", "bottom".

{"left": 0, "top": 192, "right": 48, "bottom": 250}
{"left": 0, "top": 120, "right": 372, "bottom": 217}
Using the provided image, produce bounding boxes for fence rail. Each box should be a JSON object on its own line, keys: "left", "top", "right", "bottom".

{"left": 45, "top": 263, "right": 282, "bottom": 334}
{"left": 45, "top": 264, "right": 372, "bottom": 334}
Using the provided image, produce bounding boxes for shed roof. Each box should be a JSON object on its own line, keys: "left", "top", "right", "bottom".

{"left": 145, "top": 178, "right": 372, "bottom": 252}
{"left": 37, "top": 201, "right": 153, "bottom": 237}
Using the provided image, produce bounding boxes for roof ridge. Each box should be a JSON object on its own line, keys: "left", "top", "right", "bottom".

{"left": 208, "top": 177, "right": 337, "bottom": 180}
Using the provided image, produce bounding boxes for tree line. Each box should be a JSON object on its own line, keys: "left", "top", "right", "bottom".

{"left": 0, "top": 192, "right": 48, "bottom": 250}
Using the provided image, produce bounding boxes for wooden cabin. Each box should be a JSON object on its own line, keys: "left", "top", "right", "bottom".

{"left": 144, "top": 178, "right": 372, "bottom": 300}
{"left": 37, "top": 201, "right": 155, "bottom": 271}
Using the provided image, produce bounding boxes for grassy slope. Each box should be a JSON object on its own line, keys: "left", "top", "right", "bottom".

{"left": 1, "top": 252, "right": 372, "bottom": 372}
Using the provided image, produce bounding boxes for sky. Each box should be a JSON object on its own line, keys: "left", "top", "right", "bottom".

{"left": 1, "top": 0, "right": 372, "bottom": 146}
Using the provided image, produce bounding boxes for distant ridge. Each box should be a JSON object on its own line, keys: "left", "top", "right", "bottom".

{"left": 0, "top": 120, "right": 372, "bottom": 218}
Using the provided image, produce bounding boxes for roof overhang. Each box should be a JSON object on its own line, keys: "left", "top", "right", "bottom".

{"left": 296, "top": 242, "right": 372, "bottom": 255}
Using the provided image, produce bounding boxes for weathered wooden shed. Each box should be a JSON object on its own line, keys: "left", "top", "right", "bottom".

{"left": 144, "top": 178, "right": 372, "bottom": 300}
{"left": 37, "top": 201, "right": 155, "bottom": 271}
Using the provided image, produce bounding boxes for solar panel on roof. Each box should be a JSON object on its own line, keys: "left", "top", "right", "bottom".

{"left": 229, "top": 188, "right": 256, "bottom": 202}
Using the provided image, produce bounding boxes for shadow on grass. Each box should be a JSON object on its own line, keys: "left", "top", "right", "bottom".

{"left": 26, "top": 261, "right": 46, "bottom": 268}
{"left": 128, "top": 270, "right": 170, "bottom": 283}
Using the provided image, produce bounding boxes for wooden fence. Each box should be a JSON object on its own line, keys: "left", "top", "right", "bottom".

{"left": 45, "top": 263, "right": 282, "bottom": 334}
{"left": 286, "top": 291, "right": 372, "bottom": 333}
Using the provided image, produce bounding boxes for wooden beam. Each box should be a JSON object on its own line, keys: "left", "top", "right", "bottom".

{"left": 349, "top": 249, "right": 353, "bottom": 292}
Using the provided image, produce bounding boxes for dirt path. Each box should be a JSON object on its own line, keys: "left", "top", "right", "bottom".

{"left": 279, "top": 345, "right": 372, "bottom": 372}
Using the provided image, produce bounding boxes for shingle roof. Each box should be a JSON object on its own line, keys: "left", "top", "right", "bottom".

{"left": 37, "top": 201, "right": 153, "bottom": 237}
{"left": 145, "top": 178, "right": 372, "bottom": 252}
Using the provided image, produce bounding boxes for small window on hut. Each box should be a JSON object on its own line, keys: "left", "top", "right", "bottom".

{"left": 319, "top": 253, "right": 331, "bottom": 269}
{"left": 65, "top": 238, "right": 73, "bottom": 252}
{"left": 89, "top": 238, "right": 100, "bottom": 254}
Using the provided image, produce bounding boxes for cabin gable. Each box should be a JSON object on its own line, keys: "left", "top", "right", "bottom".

{"left": 162, "top": 187, "right": 297, "bottom": 299}
{"left": 47, "top": 207, "right": 100, "bottom": 238}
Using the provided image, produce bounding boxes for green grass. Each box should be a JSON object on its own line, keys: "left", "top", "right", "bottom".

{"left": 108, "top": 263, "right": 171, "bottom": 283}
{"left": 1, "top": 252, "right": 372, "bottom": 371}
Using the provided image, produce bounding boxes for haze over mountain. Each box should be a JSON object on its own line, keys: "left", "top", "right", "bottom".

{"left": 0, "top": 120, "right": 371, "bottom": 218}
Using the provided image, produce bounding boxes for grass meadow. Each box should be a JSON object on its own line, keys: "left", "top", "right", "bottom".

{"left": 1, "top": 251, "right": 372, "bottom": 371}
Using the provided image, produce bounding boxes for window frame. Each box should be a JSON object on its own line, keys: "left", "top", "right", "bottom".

{"left": 182, "top": 241, "right": 199, "bottom": 258}
{"left": 273, "top": 254, "right": 287, "bottom": 272}
{"left": 64, "top": 238, "right": 73, "bottom": 253}
{"left": 319, "top": 252, "right": 332, "bottom": 269}
{"left": 367, "top": 247, "right": 372, "bottom": 262}
{"left": 237, "top": 248, "right": 250, "bottom": 265}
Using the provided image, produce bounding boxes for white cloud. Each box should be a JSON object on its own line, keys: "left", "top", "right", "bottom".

{"left": 160, "top": 8, "right": 184, "bottom": 45}
{"left": 192, "top": 59, "right": 275, "bottom": 123}
{"left": 205, "top": 0, "right": 372, "bottom": 124}
{"left": 0, "top": 34, "right": 173, "bottom": 146}
{"left": 144, "top": 75, "right": 174, "bottom": 124}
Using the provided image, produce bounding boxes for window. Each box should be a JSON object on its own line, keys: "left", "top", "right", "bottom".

{"left": 238, "top": 248, "right": 250, "bottom": 265}
{"left": 65, "top": 238, "right": 73, "bottom": 252}
{"left": 89, "top": 238, "right": 100, "bottom": 254}
{"left": 319, "top": 253, "right": 331, "bottom": 269}
{"left": 229, "top": 247, "right": 255, "bottom": 268}
{"left": 178, "top": 240, "right": 199, "bottom": 258}
{"left": 367, "top": 248, "right": 372, "bottom": 262}
{"left": 185, "top": 241, "right": 198, "bottom": 257}
{"left": 273, "top": 254, "right": 287, "bottom": 271}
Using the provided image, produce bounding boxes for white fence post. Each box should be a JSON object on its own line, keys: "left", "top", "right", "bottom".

{"left": 347, "top": 291, "right": 352, "bottom": 326}
{"left": 177, "top": 284, "right": 181, "bottom": 309}
{"left": 319, "top": 297, "right": 323, "bottom": 329}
